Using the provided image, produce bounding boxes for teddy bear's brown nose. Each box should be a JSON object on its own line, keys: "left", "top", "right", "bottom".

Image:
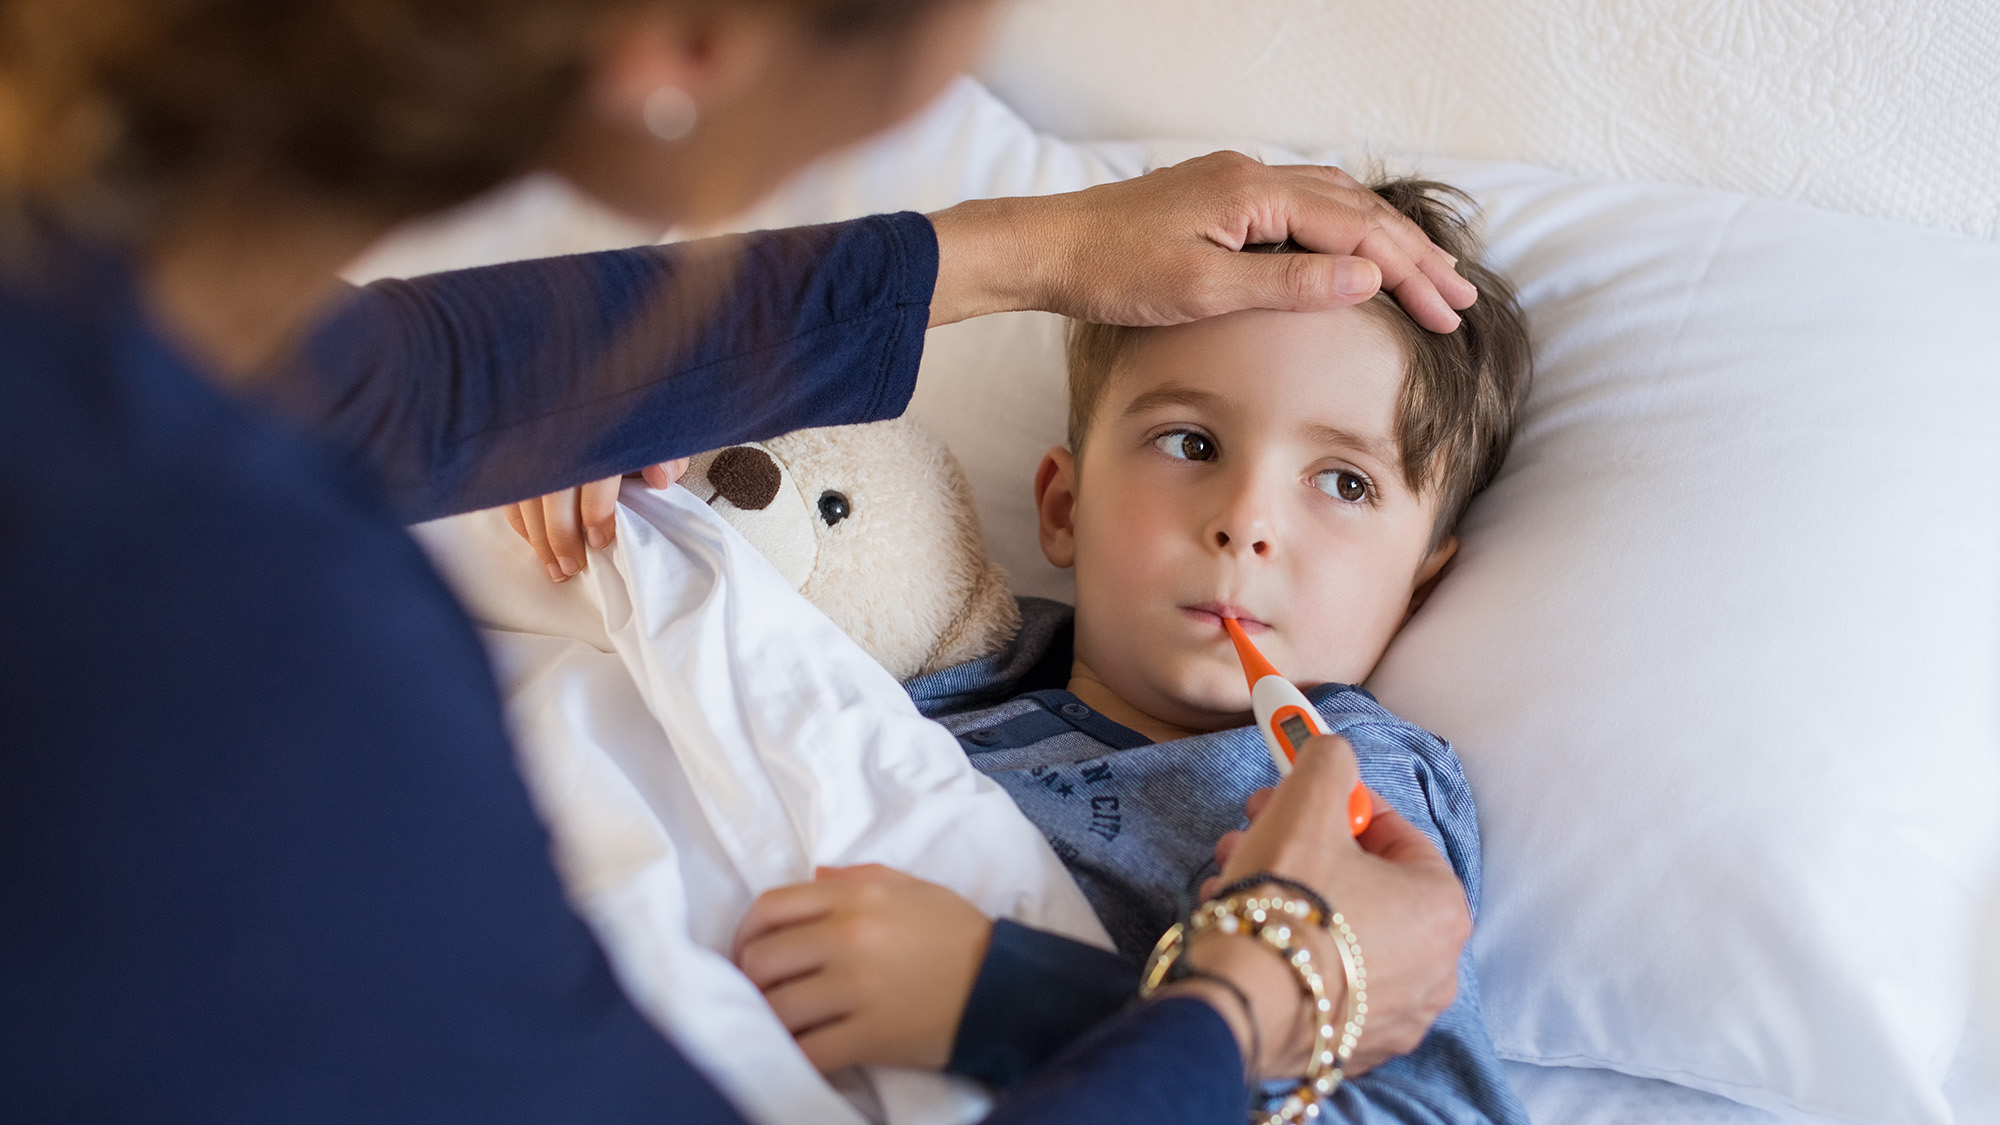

{"left": 708, "top": 445, "right": 782, "bottom": 511}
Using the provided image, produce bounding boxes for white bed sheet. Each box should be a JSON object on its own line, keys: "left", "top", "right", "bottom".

{"left": 1508, "top": 1023, "right": 2000, "bottom": 1125}
{"left": 1505, "top": 1062, "right": 1781, "bottom": 1125}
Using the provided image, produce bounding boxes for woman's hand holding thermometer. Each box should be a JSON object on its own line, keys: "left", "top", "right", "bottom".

{"left": 1223, "top": 617, "right": 1375, "bottom": 836}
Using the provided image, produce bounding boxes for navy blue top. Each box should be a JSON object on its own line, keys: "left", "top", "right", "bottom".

{"left": 0, "top": 216, "right": 1242, "bottom": 1123}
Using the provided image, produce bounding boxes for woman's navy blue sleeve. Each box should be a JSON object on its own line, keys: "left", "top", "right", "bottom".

{"left": 277, "top": 213, "right": 936, "bottom": 522}
{"left": 950, "top": 919, "right": 1142, "bottom": 1089}
{"left": 984, "top": 997, "right": 1245, "bottom": 1125}
{"left": 949, "top": 923, "right": 1245, "bottom": 1125}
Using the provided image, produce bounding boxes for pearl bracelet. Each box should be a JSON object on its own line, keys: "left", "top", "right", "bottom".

{"left": 1140, "top": 888, "right": 1367, "bottom": 1124}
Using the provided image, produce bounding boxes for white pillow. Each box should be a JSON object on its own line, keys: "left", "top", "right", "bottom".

{"left": 715, "top": 80, "right": 2000, "bottom": 1123}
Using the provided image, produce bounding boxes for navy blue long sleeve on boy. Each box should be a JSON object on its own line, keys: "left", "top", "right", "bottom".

{"left": 1, "top": 216, "right": 1245, "bottom": 1124}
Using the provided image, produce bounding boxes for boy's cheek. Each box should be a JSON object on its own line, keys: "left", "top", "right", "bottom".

{"left": 1286, "top": 595, "right": 1406, "bottom": 685}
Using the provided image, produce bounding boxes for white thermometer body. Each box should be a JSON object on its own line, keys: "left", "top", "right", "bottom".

{"left": 1249, "top": 674, "right": 1326, "bottom": 778}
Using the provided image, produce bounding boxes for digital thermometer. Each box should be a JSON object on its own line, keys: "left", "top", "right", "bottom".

{"left": 1223, "top": 617, "right": 1375, "bottom": 837}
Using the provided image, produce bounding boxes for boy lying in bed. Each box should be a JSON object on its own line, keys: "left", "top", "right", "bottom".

{"left": 732, "top": 178, "right": 1534, "bottom": 1122}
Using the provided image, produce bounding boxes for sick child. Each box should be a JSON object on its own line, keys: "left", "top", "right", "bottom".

{"left": 731, "top": 177, "right": 1534, "bottom": 1122}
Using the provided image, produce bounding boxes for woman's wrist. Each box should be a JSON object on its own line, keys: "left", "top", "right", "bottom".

{"left": 926, "top": 196, "right": 1062, "bottom": 327}
{"left": 1162, "top": 927, "right": 1342, "bottom": 1079}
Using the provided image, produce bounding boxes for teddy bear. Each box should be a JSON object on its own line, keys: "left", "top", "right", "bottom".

{"left": 678, "top": 416, "right": 1020, "bottom": 682}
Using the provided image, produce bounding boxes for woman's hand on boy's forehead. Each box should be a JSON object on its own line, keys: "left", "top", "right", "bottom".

{"left": 1273, "top": 163, "right": 1479, "bottom": 332}
{"left": 927, "top": 151, "right": 1476, "bottom": 333}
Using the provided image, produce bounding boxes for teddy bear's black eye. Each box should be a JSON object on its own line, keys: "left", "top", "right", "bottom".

{"left": 817, "top": 490, "right": 851, "bottom": 526}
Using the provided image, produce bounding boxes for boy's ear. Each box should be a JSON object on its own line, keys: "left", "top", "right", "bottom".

{"left": 1034, "top": 446, "right": 1079, "bottom": 570}
{"left": 1406, "top": 535, "right": 1458, "bottom": 620}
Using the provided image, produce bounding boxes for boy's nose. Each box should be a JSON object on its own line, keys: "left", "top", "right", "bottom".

{"left": 1213, "top": 529, "right": 1270, "bottom": 556}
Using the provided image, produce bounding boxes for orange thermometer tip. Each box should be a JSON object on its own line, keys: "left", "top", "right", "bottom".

{"left": 1221, "top": 616, "right": 1281, "bottom": 689}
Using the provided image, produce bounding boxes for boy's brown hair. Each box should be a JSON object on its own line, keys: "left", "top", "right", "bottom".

{"left": 1065, "top": 176, "right": 1531, "bottom": 548}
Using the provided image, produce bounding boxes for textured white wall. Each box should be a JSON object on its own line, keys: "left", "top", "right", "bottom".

{"left": 980, "top": 0, "right": 2000, "bottom": 239}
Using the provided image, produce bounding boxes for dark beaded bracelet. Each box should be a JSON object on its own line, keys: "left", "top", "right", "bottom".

{"left": 1206, "top": 872, "right": 1332, "bottom": 929}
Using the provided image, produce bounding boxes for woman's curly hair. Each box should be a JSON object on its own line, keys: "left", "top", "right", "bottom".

{"left": 0, "top": 0, "right": 944, "bottom": 226}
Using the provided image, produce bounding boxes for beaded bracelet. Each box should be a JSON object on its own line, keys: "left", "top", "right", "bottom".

{"left": 1140, "top": 888, "right": 1367, "bottom": 1124}
{"left": 1206, "top": 872, "right": 1332, "bottom": 928}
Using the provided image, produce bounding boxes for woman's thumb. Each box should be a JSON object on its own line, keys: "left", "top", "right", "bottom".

{"left": 1264, "top": 732, "right": 1364, "bottom": 839}
{"left": 1225, "top": 248, "right": 1382, "bottom": 313}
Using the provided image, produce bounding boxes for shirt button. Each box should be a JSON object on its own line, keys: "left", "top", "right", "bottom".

{"left": 1059, "top": 702, "right": 1091, "bottom": 719}
{"left": 964, "top": 729, "right": 1001, "bottom": 746}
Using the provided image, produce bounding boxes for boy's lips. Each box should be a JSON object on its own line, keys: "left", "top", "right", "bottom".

{"left": 1181, "top": 603, "right": 1269, "bottom": 632}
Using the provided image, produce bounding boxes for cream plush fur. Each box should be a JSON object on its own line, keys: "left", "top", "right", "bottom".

{"left": 683, "top": 417, "right": 1021, "bottom": 682}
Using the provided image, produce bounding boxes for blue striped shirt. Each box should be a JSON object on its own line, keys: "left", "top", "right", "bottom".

{"left": 917, "top": 598, "right": 1528, "bottom": 1124}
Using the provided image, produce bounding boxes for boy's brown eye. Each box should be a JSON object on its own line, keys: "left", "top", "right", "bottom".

{"left": 1314, "top": 469, "right": 1370, "bottom": 502}
{"left": 1153, "top": 431, "right": 1216, "bottom": 461}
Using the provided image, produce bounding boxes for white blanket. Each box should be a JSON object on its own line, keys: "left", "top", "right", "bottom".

{"left": 414, "top": 484, "right": 1111, "bottom": 1125}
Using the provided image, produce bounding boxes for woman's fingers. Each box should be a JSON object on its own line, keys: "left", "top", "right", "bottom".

{"left": 640, "top": 458, "right": 690, "bottom": 490}
{"left": 1187, "top": 736, "right": 1475, "bottom": 1076}
{"left": 1214, "top": 248, "right": 1384, "bottom": 314}
{"left": 578, "top": 476, "right": 622, "bottom": 551}
{"left": 538, "top": 490, "right": 586, "bottom": 578}
{"left": 1356, "top": 804, "right": 1456, "bottom": 870}
{"left": 929, "top": 151, "right": 1477, "bottom": 333}
{"left": 1269, "top": 162, "right": 1477, "bottom": 313}
{"left": 1273, "top": 202, "right": 1458, "bottom": 331}
{"left": 1216, "top": 733, "right": 1364, "bottom": 887}
{"left": 513, "top": 496, "right": 565, "bottom": 582}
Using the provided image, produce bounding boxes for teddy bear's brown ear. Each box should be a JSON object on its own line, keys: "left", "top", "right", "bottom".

{"left": 918, "top": 562, "right": 1021, "bottom": 676}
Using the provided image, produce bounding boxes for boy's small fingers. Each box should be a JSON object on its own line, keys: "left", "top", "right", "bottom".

{"left": 794, "top": 1016, "right": 867, "bottom": 1074}
{"left": 730, "top": 883, "right": 840, "bottom": 959}
{"left": 815, "top": 863, "right": 900, "bottom": 885}
{"left": 579, "top": 476, "right": 621, "bottom": 551}
{"left": 762, "top": 968, "right": 857, "bottom": 1038}
{"left": 1243, "top": 787, "right": 1276, "bottom": 820}
{"left": 502, "top": 503, "right": 529, "bottom": 543}
{"left": 736, "top": 923, "right": 837, "bottom": 991}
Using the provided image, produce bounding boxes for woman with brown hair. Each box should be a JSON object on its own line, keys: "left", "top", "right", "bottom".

{"left": 0, "top": 1, "right": 1479, "bottom": 1121}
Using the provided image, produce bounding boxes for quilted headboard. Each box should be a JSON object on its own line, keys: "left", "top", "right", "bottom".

{"left": 979, "top": 0, "right": 2000, "bottom": 239}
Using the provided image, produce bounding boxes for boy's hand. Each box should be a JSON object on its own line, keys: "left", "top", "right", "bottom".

{"left": 731, "top": 864, "right": 992, "bottom": 1073}
{"left": 501, "top": 459, "right": 687, "bottom": 583}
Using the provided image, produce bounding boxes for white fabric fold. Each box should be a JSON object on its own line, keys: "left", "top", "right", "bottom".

{"left": 417, "top": 484, "right": 1109, "bottom": 1125}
